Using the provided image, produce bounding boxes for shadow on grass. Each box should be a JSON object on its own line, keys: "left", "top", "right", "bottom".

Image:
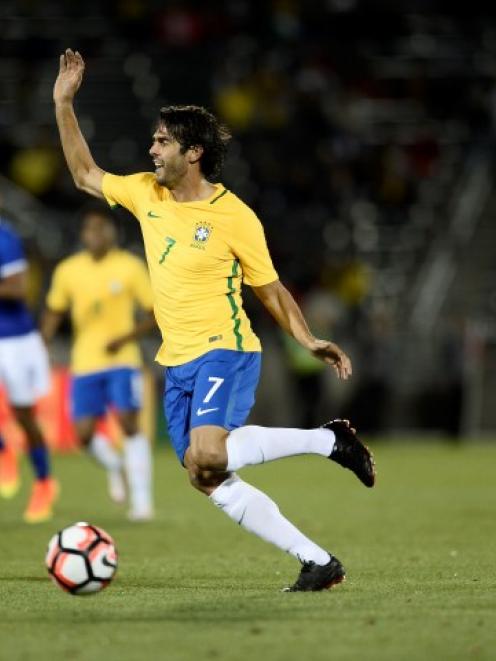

{"left": 0, "top": 584, "right": 345, "bottom": 625}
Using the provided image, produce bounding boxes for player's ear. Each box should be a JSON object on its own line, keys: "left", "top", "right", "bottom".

{"left": 187, "top": 144, "right": 204, "bottom": 166}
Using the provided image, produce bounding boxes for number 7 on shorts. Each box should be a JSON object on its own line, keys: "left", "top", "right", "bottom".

{"left": 203, "top": 377, "right": 224, "bottom": 403}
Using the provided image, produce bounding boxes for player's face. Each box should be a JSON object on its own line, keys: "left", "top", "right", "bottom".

{"left": 149, "top": 124, "right": 188, "bottom": 187}
{"left": 81, "top": 214, "right": 116, "bottom": 255}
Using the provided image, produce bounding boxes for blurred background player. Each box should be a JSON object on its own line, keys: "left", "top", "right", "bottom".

{"left": 41, "top": 206, "right": 155, "bottom": 520}
{"left": 0, "top": 218, "right": 58, "bottom": 523}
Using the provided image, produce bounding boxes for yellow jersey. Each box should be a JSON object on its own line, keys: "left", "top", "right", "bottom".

{"left": 46, "top": 249, "right": 154, "bottom": 375}
{"left": 101, "top": 173, "right": 278, "bottom": 366}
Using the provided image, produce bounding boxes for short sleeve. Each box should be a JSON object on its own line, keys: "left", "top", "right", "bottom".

{"left": 46, "top": 263, "right": 71, "bottom": 312}
{"left": 228, "top": 210, "right": 278, "bottom": 287}
{"left": 0, "top": 227, "right": 28, "bottom": 278}
{"left": 130, "top": 258, "right": 154, "bottom": 310}
{"left": 101, "top": 172, "right": 153, "bottom": 218}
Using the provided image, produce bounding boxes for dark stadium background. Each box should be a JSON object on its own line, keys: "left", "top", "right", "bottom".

{"left": 1, "top": 0, "right": 495, "bottom": 439}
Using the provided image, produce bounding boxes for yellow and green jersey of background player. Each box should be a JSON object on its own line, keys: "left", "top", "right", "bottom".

{"left": 101, "top": 173, "right": 278, "bottom": 366}
{"left": 47, "top": 249, "right": 154, "bottom": 374}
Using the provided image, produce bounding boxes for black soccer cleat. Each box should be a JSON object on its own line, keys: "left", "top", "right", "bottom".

{"left": 284, "top": 554, "right": 346, "bottom": 592}
{"left": 324, "top": 419, "right": 376, "bottom": 488}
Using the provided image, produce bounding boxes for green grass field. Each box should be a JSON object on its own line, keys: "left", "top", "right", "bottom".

{"left": 0, "top": 441, "right": 495, "bottom": 661}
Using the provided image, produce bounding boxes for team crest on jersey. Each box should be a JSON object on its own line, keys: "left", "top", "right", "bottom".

{"left": 191, "top": 222, "right": 213, "bottom": 249}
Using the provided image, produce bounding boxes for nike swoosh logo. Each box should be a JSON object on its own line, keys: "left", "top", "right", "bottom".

{"left": 147, "top": 211, "right": 162, "bottom": 218}
{"left": 196, "top": 407, "right": 220, "bottom": 416}
{"left": 102, "top": 555, "right": 117, "bottom": 569}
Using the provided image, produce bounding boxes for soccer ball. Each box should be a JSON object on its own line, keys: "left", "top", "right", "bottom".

{"left": 45, "top": 522, "right": 118, "bottom": 595}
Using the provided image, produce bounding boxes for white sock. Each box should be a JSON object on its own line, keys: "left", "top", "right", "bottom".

{"left": 88, "top": 433, "right": 122, "bottom": 472}
{"left": 226, "top": 425, "right": 335, "bottom": 472}
{"left": 123, "top": 433, "right": 153, "bottom": 513}
{"left": 210, "top": 474, "right": 330, "bottom": 565}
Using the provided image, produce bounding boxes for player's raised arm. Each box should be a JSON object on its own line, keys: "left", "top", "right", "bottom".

{"left": 53, "top": 49, "right": 105, "bottom": 199}
{"left": 252, "top": 279, "right": 352, "bottom": 380}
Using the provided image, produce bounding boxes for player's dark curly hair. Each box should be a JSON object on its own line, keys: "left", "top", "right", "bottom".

{"left": 158, "top": 105, "right": 231, "bottom": 180}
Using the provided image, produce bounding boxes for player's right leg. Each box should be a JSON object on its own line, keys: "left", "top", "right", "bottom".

{"left": 0, "top": 433, "right": 19, "bottom": 499}
{"left": 225, "top": 420, "right": 375, "bottom": 487}
{"left": 72, "top": 372, "right": 125, "bottom": 503}
{"left": 110, "top": 368, "right": 153, "bottom": 521}
{"left": 183, "top": 350, "right": 375, "bottom": 488}
{"left": 0, "top": 346, "right": 19, "bottom": 498}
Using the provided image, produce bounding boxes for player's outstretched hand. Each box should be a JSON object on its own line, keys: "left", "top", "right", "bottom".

{"left": 307, "top": 338, "right": 352, "bottom": 380}
{"left": 53, "top": 49, "right": 85, "bottom": 104}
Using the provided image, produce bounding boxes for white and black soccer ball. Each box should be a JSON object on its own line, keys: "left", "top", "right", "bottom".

{"left": 45, "top": 522, "right": 118, "bottom": 595}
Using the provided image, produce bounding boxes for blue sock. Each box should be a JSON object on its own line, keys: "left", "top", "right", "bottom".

{"left": 0, "top": 435, "right": 5, "bottom": 452}
{"left": 28, "top": 446, "right": 50, "bottom": 480}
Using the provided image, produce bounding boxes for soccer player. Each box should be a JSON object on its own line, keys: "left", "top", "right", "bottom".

{"left": 42, "top": 206, "right": 155, "bottom": 520}
{"left": 53, "top": 49, "right": 376, "bottom": 591}
{"left": 0, "top": 220, "right": 58, "bottom": 523}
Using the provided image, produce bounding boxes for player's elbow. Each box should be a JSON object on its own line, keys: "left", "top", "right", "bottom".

{"left": 73, "top": 175, "right": 86, "bottom": 192}
{"left": 73, "top": 171, "right": 91, "bottom": 192}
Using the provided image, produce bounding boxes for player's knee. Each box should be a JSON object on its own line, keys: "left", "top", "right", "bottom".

{"left": 79, "top": 432, "right": 93, "bottom": 448}
{"left": 75, "top": 420, "right": 96, "bottom": 447}
{"left": 187, "top": 467, "right": 208, "bottom": 494}
{"left": 189, "top": 444, "right": 224, "bottom": 471}
{"left": 189, "top": 429, "right": 228, "bottom": 471}
{"left": 117, "top": 413, "right": 139, "bottom": 436}
{"left": 187, "top": 465, "right": 231, "bottom": 496}
{"left": 12, "top": 406, "right": 32, "bottom": 428}
{"left": 12, "top": 406, "right": 43, "bottom": 446}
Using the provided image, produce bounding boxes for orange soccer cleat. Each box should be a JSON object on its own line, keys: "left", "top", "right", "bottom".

{"left": 0, "top": 445, "right": 20, "bottom": 499}
{"left": 23, "top": 477, "right": 60, "bottom": 524}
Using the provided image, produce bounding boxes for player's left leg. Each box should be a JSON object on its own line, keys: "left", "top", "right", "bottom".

{"left": 3, "top": 331, "right": 58, "bottom": 522}
{"left": 111, "top": 368, "right": 153, "bottom": 521}
{"left": 185, "top": 452, "right": 346, "bottom": 591}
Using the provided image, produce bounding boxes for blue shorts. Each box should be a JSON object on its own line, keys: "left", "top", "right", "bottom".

{"left": 71, "top": 367, "right": 143, "bottom": 420}
{"left": 164, "top": 349, "right": 261, "bottom": 464}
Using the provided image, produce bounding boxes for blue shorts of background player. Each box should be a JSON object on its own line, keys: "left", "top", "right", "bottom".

{"left": 164, "top": 349, "right": 262, "bottom": 464}
{"left": 72, "top": 367, "right": 143, "bottom": 419}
